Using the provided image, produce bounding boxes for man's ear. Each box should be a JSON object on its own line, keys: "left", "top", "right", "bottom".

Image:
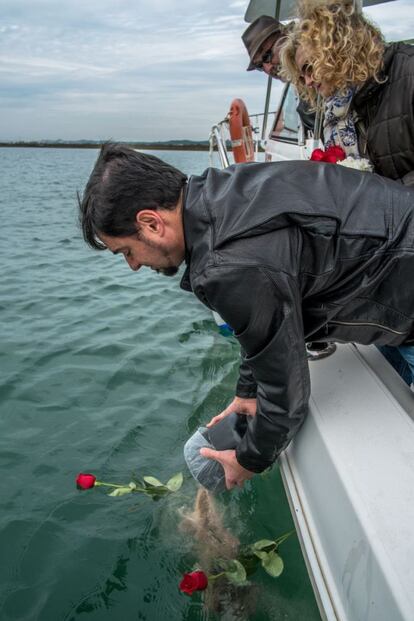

{"left": 135, "top": 210, "right": 165, "bottom": 236}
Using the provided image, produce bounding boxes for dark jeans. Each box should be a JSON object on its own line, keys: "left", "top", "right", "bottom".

{"left": 377, "top": 345, "right": 414, "bottom": 386}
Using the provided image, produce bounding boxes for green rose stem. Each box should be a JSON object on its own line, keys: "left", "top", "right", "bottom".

{"left": 207, "top": 572, "right": 226, "bottom": 582}
{"left": 274, "top": 529, "right": 295, "bottom": 546}
{"left": 94, "top": 481, "right": 146, "bottom": 492}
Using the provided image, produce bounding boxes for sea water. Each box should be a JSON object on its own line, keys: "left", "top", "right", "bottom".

{"left": 0, "top": 147, "right": 321, "bottom": 620}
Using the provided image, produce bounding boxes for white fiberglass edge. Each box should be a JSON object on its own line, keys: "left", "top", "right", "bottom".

{"left": 279, "top": 452, "right": 339, "bottom": 621}
{"left": 279, "top": 343, "right": 414, "bottom": 621}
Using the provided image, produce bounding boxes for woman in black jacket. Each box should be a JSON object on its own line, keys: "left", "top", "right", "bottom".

{"left": 281, "top": 0, "right": 414, "bottom": 185}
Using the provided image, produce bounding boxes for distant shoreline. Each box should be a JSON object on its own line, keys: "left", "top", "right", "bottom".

{"left": 0, "top": 141, "right": 264, "bottom": 152}
{"left": 0, "top": 142, "right": 212, "bottom": 151}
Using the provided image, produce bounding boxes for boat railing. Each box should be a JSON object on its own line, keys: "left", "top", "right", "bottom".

{"left": 209, "top": 111, "right": 275, "bottom": 168}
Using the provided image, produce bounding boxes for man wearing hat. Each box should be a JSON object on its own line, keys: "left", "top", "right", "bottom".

{"left": 242, "top": 15, "right": 315, "bottom": 131}
{"left": 242, "top": 14, "right": 288, "bottom": 78}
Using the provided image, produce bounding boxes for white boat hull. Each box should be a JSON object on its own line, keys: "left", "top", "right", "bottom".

{"left": 280, "top": 344, "right": 414, "bottom": 621}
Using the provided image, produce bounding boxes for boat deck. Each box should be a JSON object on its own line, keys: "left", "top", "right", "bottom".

{"left": 280, "top": 344, "right": 414, "bottom": 621}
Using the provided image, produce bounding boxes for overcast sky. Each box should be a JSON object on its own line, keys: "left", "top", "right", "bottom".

{"left": 1, "top": 0, "right": 413, "bottom": 142}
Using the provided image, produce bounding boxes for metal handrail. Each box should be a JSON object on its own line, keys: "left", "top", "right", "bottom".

{"left": 209, "top": 124, "right": 230, "bottom": 168}
{"left": 209, "top": 110, "right": 276, "bottom": 167}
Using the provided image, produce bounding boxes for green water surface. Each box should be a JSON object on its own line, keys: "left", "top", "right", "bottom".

{"left": 0, "top": 147, "right": 321, "bottom": 620}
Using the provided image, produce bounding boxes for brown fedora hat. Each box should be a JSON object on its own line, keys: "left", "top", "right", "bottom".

{"left": 242, "top": 15, "right": 285, "bottom": 71}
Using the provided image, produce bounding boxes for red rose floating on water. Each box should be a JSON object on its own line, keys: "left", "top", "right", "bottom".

{"left": 179, "top": 571, "right": 209, "bottom": 595}
{"left": 310, "top": 145, "right": 346, "bottom": 163}
{"left": 76, "top": 473, "right": 97, "bottom": 489}
{"left": 75, "top": 472, "right": 183, "bottom": 497}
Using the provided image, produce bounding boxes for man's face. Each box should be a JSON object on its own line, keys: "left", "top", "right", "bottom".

{"left": 295, "top": 45, "right": 332, "bottom": 98}
{"left": 99, "top": 229, "right": 183, "bottom": 278}
{"left": 253, "top": 34, "right": 285, "bottom": 80}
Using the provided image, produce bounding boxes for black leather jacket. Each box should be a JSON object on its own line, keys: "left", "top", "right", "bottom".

{"left": 180, "top": 161, "right": 414, "bottom": 473}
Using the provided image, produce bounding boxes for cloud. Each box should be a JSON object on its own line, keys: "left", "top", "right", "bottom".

{"left": 364, "top": 0, "right": 414, "bottom": 40}
{"left": 0, "top": 0, "right": 413, "bottom": 141}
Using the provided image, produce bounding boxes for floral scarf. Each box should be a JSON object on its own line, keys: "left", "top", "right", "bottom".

{"left": 323, "top": 87, "right": 360, "bottom": 158}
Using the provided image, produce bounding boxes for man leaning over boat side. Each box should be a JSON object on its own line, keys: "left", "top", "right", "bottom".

{"left": 78, "top": 143, "right": 414, "bottom": 490}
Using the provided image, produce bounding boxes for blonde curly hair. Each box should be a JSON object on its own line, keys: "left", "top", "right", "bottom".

{"left": 280, "top": 0, "right": 385, "bottom": 105}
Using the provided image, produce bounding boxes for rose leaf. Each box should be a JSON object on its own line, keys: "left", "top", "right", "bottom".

{"left": 166, "top": 472, "right": 183, "bottom": 492}
{"left": 252, "top": 539, "right": 275, "bottom": 551}
{"left": 143, "top": 476, "right": 164, "bottom": 487}
{"left": 225, "top": 560, "right": 247, "bottom": 585}
{"left": 108, "top": 487, "right": 133, "bottom": 497}
{"left": 261, "top": 551, "right": 284, "bottom": 577}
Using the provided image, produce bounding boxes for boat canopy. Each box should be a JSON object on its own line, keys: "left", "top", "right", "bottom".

{"left": 245, "top": 0, "right": 395, "bottom": 23}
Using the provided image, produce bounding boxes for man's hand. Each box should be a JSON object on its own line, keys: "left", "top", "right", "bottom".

{"left": 199, "top": 447, "right": 254, "bottom": 489}
{"left": 206, "top": 396, "right": 257, "bottom": 428}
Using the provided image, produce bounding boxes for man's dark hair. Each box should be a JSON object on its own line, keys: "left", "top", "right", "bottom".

{"left": 78, "top": 143, "right": 187, "bottom": 250}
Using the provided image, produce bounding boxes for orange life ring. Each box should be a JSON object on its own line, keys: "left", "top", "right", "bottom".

{"left": 228, "top": 98, "right": 254, "bottom": 164}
